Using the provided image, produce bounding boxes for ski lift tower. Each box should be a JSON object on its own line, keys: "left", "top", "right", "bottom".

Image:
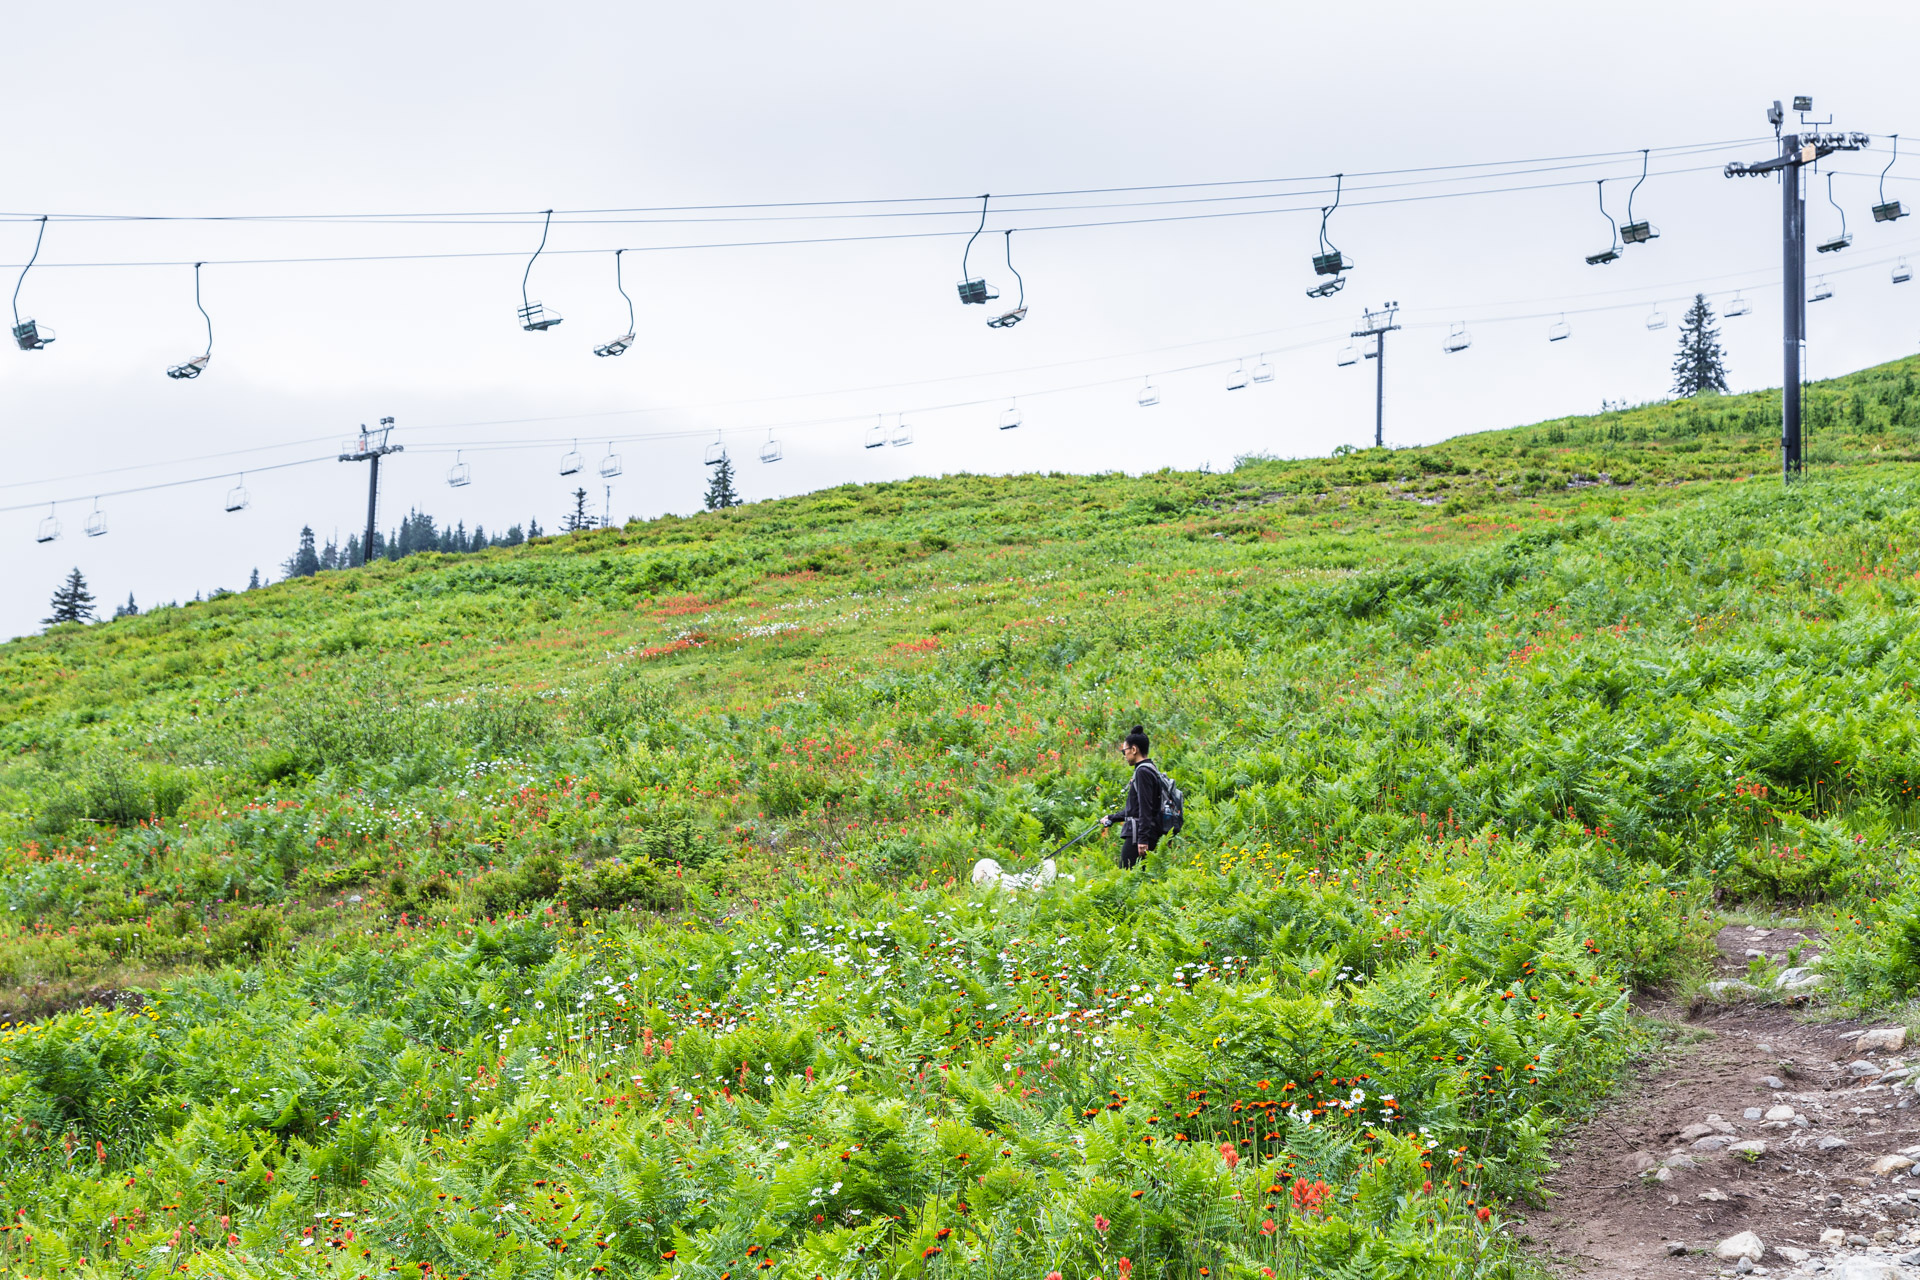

{"left": 1724, "top": 98, "right": 1870, "bottom": 479}
{"left": 338, "top": 417, "right": 402, "bottom": 565}
{"left": 1352, "top": 302, "right": 1400, "bottom": 449}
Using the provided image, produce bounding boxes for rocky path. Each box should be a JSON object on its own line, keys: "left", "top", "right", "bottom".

{"left": 1527, "top": 923, "right": 1920, "bottom": 1279}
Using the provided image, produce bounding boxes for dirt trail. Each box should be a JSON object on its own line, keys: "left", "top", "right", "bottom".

{"left": 1529, "top": 924, "right": 1920, "bottom": 1278}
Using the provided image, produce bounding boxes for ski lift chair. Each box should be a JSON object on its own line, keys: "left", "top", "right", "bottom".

{"left": 35, "top": 508, "right": 60, "bottom": 543}
{"left": 447, "top": 452, "right": 472, "bottom": 487}
{"left": 864, "top": 420, "right": 887, "bottom": 449}
{"left": 987, "top": 306, "right": 1025, "bottom": 328}
{"left": 1816, "top": 232, "right": 1852, "bottom": 254}
{"left": 559, "top": 442, "right": 585, "bottom": 475}
{"left": 594, "top": 249, "right": 636, "bottom": 355}
{"left": 1645, "top": 307, "right": 1668, "bottom": 331}
{"left": 1810, "top": 277, "right": 1834, "bottom": 302}
{"left": 1306, "top": 275, "right": 1346, "bottom": 299}
{"left": 84, "top": 501, "right": 106, "bottom": 538}
{"left": 1336, "top": 344, "right": 1359, "bottom": 367}
{"left": 891, "top": 420, "right": 913, "bottom": 447}
{"left": 1000, "top": 403, "right": 1022, "bottom": 430}
{"left": 1725, "top": 293, "right": 1752, "bottom": 317}
{"left": 1620, "top": 221, "right": 1659, "bottom": 245}
{"left": 167, "top": 354, "right": 209, "bottom": 380}
{"left": 1874, "top": 201, "right": 1908, "bottom": 223}
{"left": 1585, "top": 246, "right": 1622, "bottom": 265}
{"left": 1251, "top": 356, "right": 1274, "bottom": 384}
{"left": 1547, "top": 315, "right": 1571, "bottom": 342}
{"left": 704, "top": 434, "right": 726, "bottom": 466}
{"left": 1137, "top": 381, "right": 1160, "bottom": 407}
{"left": 11, "top": 217, "right": 53, "bottom": 350}
{"left": 1443, "top": 322, "right": 1472, "bottom": 353}
{"left": 518, "top": 211, "right": 564, "bottom": 330}
{"left": 759, "top": 431, "right": 782, "bottom": 464}
{"left": 598, "top": 446, "right": 623, "bottom": 478}
{"left": 1311, "top": 251, "right": 1351, "bottom": 277}
{"left": 1226, "top": 362, "right": 1248, "bottom": 391}
{"left": 224, "top": 480, "right": 250, "bottom": 513}
{"left": 1585, "top": 180, "right": 1623, "bottom": 264}
{"left": 12, "top": 319, "right": 52, "bottom": 350}
{"left": 1895, "top": 259, "right": 1913, "bottom": 285}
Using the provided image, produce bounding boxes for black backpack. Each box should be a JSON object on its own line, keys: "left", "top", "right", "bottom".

{"left": 1141, "top": 762, "right": 1185, "bottom": 838}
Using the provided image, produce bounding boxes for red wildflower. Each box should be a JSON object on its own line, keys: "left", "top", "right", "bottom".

{"left": 1259, "top": 1218, "right": 1276, "bottom": 1236}
{"left": 1093, "top": 1214, "right": 1110, "bottom": 1234}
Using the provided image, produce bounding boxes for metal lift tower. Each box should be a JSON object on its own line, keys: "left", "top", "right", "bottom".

{"left": 1724, "top": 98, "right": 1870, "bottom": 480}
{"left": 338, "top": 417, "right": 403, "bottom": 565}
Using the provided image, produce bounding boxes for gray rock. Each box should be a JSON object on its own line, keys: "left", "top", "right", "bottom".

{"left": 1707, "top": 979, "right": 1761, "bottom": 1000}
{"left": 1666, "top": 1240, "right": 1687, "bottom": 1256}
{"left": 1728, "top": 1139, "right": 1768, "bottom": 1158}
{"left": 1761, "top": 1075, "right": 1788, "bottom": 1090}
{"left": 1847, "top": 1232, "right": 1871, "bottom": 1247}
{"left": 1744, "top": 1107, "right": 1765, "bottom": 1120}
{"left": 1849, "top": 1059, "right": 1884, "bottom": 1077}
{"left": 1837, "top": 1259, "right": 1901, "bottom": 1280}
{"left": 1692, "top": 1134, "right": 1735, "bottom": 1152}
{"left": 1714, "top": 1229, "right": 1766, "bottom": 1261}
{"left": 1858, "top": 1028, "right": 1910, "bottom": 1053}
{"left": 1766, "top": 1104, "right": 1797, "bottom": 1121}
{"left": 1745, "top": 948, "right": 1767, "bottom": 959}
{"left": 1820, "top": 1137, "right": 1851, "bottom": 1152}
{"left": 1776, "top": 966, "right": 1827, "bottom": 995}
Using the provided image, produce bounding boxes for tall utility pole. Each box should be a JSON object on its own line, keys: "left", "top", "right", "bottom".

{"left": 1352, "top": 302, "right": 1400, "bottom": 448}
{"left": 1725, "top": 98, "right": 1869, "bottom": 479}
{"left": 338, "top": 417, "right": 402, "bottom": 564}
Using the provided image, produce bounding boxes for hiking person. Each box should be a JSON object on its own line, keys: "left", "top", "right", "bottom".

{"left": 1102, "top": 725, "right": 1166, "bottom": 868}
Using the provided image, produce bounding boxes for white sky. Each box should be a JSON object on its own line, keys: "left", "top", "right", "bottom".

{"left": 3, "top": 1, "right": 1917, "bottom": 638}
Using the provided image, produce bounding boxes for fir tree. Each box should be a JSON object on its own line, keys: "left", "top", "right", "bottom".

{"left": 113, "top": 592, "right": 139, "bottom": 619}
{"left": 527, "top": 518, "right": 544, "bottom": 539}
{"left": 284, "top": 526, "right": 322, "bottom": 579}
{"left": 704, "top": 452, "right": 740, "bottom": 510}
{"left": 46, "top": 568, "right": 96, "bottom": 625}
{"left": 563, "top": 487, "right": 594, "bottom": 533}
{"left": 1671, "top": 293, "right": 1729, "bottom": 397}
{"left": 247, "top": 567, "right": 262, "bottom": 590}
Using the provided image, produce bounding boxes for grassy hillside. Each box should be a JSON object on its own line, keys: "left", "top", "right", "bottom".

{"left": 3, "top": 356, "right": 1920, "bottom": 1279}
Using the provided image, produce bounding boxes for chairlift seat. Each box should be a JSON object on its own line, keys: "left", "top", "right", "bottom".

{"left": 599, "top": 454, "right": 623, "bottom": 479}
{"left": 1620, "top": 221, "right": 1659, "bottom": 244}
{"left": 447, "top": 462, "right": 472, "bottom": 488}
{"left": 1895, "top": 261, "right": 1913, "bottom": 285}
{"left": 1810, "top": 279, "right": 1834, "bottom": 301}
{"left": 1874, "top": 201, "right": 1909, "bottom": 223}
{"left": 1645, "top": 311, "right": 1668, "bottom": 330}
{"left": 84, "top": 510, "right": 107, "bottom": 537}
{"left": 1226, "top": 367, "right": 1248, "bottom": 390}
{"left": 1306, "top": 276, "right": 1346, "bottom": 299}
{"left": 1725, "top": 295, "right": 1752, "bottom": 317}
{"left": 1443, "top": 324, "right": 1471, "bottom": 353}
{"left": 1548, "top": 320, "right": 1571, "bottom": 342}
{"left": 704, "top": 441, "right": 726, "bottom": 466}
{"left": 1000, "top": 408, "right": 1022, "bottom": 430}
{"left": 559, "top": 451, "right": 585, "bottom": 476}
{"left": 518, "top": 302, "right": 563, "bottom": 331}
{"left": 863, "top": 427, "right": 887, "bottom": 450}
{"left": 1336, "top": 346, "right": 1359, "bottom": 367}
{"left": 1816, "top": 233, "right": 1852, "bottom": 253}
{"left": 224, "top": 487, "right": 250, "bottom": 513}
{"left": 759, "top": 440, "right": 783, "bottom": 464}
{"left": 1136, "top": 385, "right": 1160, "bottom": 407}
{"left": 35, "top": 516, "right": 60, "bottom": 544}
{"left": 166, "top": 355, "right": 209, "bottom": 380}
{"left": 1585, "top": 246, "right": 1622, "bottom": 265}
{"left": 12, "top": 319, "right": 52, "bottom": 350}
{"left": 594, "top": 333, "right": 635, "bottom": 358}
{"left": 956, "top": 278, "right": 998, "bottom": 305}
{"left": 1251, "top": 361, "right": 1274, "bottom": 384}
{"left": 1311, "top": 251, "right": 1350, "bottom": 277}
{"left": 986, "top": 306, "right": 1027, "bottom": 329}
{"left": 891, "top": 424, "right": 913, "bottom": 447}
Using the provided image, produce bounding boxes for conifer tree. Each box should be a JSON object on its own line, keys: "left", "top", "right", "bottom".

{"left": 113, "top": 592, "right": 139, "bottom": 619}
{"left": 1671, "top": 293, "right": 1729, "bottom": 397}
{"left": 247, "top": 567, "right": 262, "bottom": 590}
{"left": 563, "top": 487, "right": 595, "bottom": 533}
{"left": 284, "top": 526, "right": 322, "bottom": 578}
{"left": 704, "top": 452, "right": 740, "bottom": 510}
{"left": 45, "top": 568, "right": 96, "bottom": 625}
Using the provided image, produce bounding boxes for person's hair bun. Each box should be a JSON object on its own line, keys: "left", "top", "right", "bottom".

{"left": 1130, "top": 724, "right": 1145, "bottom": 735}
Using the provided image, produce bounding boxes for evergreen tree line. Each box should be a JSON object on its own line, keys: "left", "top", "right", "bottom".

{"left": 281, "top": 510, "right": 546, "bottom": 579}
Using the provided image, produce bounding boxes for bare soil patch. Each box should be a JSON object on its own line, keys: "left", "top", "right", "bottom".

{"left": 1528, "top": 923, "right": 1920, "bottom": 1277}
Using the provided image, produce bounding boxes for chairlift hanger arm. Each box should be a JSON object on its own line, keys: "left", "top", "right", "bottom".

{"left": 522, "top": 209, "right": 554, "bottom": 311}
{"left": 12, "top": 215, "right": 46, "bottom": 325}
{"left": 193, "top": 262, "right": 211, "bottom": 357}
{"left": 1003, "top": 230, "right": 1023, "bottom": 308}
{"left": 1882, "top": 135, "right": 1900, "bottom": 204}
{"left": 614, "top": 248, "right": 634, "bottom": 332}
{"left": 1626, "top": 149, "right": 1649, "bottom": 225}
{"left": 962, "top": 195, "right": 989, "bottom": 279}
{"left": 1318, "top": 173, "right": 1344, "bottom": 256}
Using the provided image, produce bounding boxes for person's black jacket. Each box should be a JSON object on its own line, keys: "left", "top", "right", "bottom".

{"left": 1108, "top": 760, "right": 1166, "bottom": 847}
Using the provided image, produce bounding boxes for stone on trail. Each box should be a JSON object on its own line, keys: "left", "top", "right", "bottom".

{"left": 1819, "top": 1136, "right": 1851, "bottom": 1151}
{"left": 1665, "top": 1240, "right": 1687, "bottom": 1256}
{"left": 1848, "top": 1059, "right": 1884, "bottom": 1077}
{"left": 1680, "top": 1120, "right": 1734, "bottom": 1141}
{"left": 1765, "top": 1104, "right": 1797, "bottom": 1122}
{"left": 1761, "top": 1075, "right": 1788, "bottom": 1089}
{"left": 1836, "top": 1259, "right": 1902, "bottom": 1280}
{"left": 1727, "top": 1139, "right": 1767, "bottom": 1157}
{"left": 1857, "top": 1027, "right": 1909, "bottom": 1053}
{"left": 1690, "top": 1134, "right": 1734, "bottom": 1152}
{"left": 1714, "top": 1230, "right": 1765, "bottom": 1261}
{"left": 1869, "top": 1154, "right": 1915, "bottom": 1176}
{"left": 1776, "top": 966, "right": 1826, "bottom": 994}
{"left": 1698, "top": 1187, "right": 1731, "bottom": 1202}
{"left": 1778, "top": 1245, "right": 1811, "bottom": 1263}
{"left": 1821, "top": 1227, "right": 1847, "bottom": 1248}
{"left": 1705, "top": 979, "right": 1759, "bottom": 1000}
{"left": 1743, "top": 1106, "right": 1764, "bottom": 1120}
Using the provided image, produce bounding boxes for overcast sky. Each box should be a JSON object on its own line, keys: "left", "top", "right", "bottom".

{"left": 3, "top": 1, "right": 1917, "bottom": 638}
